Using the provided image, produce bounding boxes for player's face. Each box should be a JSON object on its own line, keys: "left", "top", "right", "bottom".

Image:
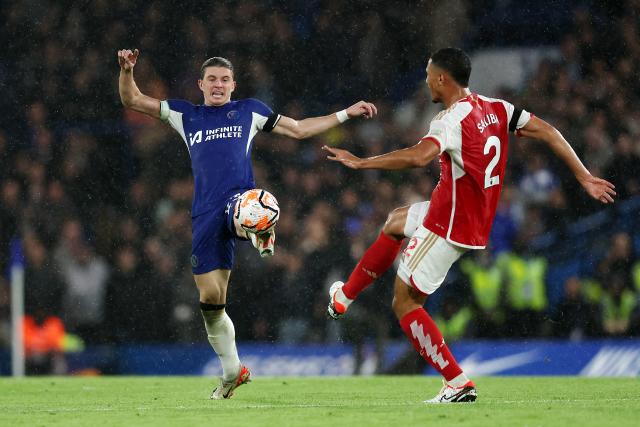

{"left": 425, "top": 60, "right": 443, "bottom": 103}
{"left": 199, "top": 66, "right": 236, "bottom": 106}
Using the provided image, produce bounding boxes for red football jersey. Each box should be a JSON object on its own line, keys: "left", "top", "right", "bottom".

{"left": 422, "top": 93, "right": 531, "bottom": 249}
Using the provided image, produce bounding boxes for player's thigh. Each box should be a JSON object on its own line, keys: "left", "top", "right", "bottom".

{"left": 382, "top": 206, "right": 409, "bottom": 238}
{"left": 194, "top": 269, "right": 231, "bottom": 304}
{"left": 402, "top": 201, "right": 430, "bottom": 238}
{"left": 397, "top": 225, "right": 465, "bottom": 295}
{"left": 191, "top": 204, "right": 236, "bottom": 275}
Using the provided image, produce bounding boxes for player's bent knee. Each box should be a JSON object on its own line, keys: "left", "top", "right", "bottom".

{"left": 194, "top": 270, "right": 230, "bottom": 301}
{"left": 195, "top": 281, "right": 228, "bottom": 305}
{"left": 391, "top": 295, "right": 416, "bottom": 319}
{"left": 382, "top": 206, "right": 409, "bottom": 239}
{"left": 391, "top": 289, "right": 411, "bottom": 318}
{"left": 392, "top": 276, "right": 427, "bottom": 318}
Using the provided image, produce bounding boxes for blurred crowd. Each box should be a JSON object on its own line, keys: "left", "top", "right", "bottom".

{"left": 1, "top": 0, "right": 640, "bottom": 370}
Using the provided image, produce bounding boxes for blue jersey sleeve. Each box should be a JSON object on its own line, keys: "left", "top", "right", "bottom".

{"left": 246, "top": 98, "right": 281, "bottom": 133}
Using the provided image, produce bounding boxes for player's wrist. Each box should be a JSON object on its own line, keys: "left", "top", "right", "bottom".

{"left": 356, "top": 157, "right": 369, "bottom": 169}
{"left": 576, "top": 170, "right": 591, "bottom": 183}
{"left": 336, "top": 109, "right": 349, "bottom": 123}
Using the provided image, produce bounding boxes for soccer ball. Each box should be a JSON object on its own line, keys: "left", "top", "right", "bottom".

{"left": 234, "top": 189, "right": 280, "bottom": 234}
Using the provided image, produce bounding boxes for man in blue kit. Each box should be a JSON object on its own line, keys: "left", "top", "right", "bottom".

{"left": 117, "top": 49, "right": 376, "bottom": 399}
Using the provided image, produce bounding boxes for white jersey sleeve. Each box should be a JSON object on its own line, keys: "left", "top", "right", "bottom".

{"left": 423, "top": 119, "right": 449, "bottom": 153}
{"left": 422, "top": 103, "right": 471, "bottom": 153}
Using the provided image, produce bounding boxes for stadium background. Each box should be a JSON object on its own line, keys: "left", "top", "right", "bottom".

{"left": 0, "top": 0, "right": 639, "bottom": 376}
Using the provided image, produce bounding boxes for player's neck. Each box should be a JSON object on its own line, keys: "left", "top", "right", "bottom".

{"left": 442, "top": 87, "right": 472, "bottom": 109}
{"left": 203, "top": 99, "right": 232, "bottom": 107}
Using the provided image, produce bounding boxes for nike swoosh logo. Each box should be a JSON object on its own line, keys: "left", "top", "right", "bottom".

{"left": 460, "top": 350, "right": 538, "bottom": 376}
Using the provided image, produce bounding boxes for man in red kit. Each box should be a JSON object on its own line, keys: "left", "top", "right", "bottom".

{"left": 323, "top": 47, "right": 616, "bottom": 403}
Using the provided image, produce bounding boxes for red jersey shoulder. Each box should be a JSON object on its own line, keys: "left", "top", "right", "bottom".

{"left": 465, "top": 95, "right": 510, "bottom": 135}
{"left": 430, "top": 95, "right": 505, "bottom": 135}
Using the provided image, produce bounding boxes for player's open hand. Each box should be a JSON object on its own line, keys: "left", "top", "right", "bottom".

{"left": 346, "top": 101, "right": 377, "bottom": 120}
{"left": 117, "top": 49, "right": 140, "bottom": 71}
{"left": 579, "top": 174, "right": 616, "bottom": 204}
{"left": 322, "top": 145, "right": 363, "bottom": 169}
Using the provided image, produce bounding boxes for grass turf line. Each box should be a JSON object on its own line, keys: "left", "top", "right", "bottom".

{"left": 1, "top": 376, "right": 639, "bottom": 427}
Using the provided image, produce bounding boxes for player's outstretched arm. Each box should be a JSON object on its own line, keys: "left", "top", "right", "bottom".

{"left": 117, "top": 49, "right": 161, "bottom": 119}
{"left": 518, "top": 116, "right": 616, "bottom": 204}
{"left": 272, "top": 101, "right": 377, "bottom": 140}
{"left": 322, "top": 138, "right": 440, "bottom": 170}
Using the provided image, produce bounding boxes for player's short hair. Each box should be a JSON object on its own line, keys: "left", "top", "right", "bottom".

{"left": 200, "top": 57, "right": 234, "bottom": 79}
{"left": 430, "top": 48, "right": 471, "bottom": 87}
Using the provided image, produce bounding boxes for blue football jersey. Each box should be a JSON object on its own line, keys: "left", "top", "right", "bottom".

{"left": 160, "top": 98, "right": 281, "bottom": 216}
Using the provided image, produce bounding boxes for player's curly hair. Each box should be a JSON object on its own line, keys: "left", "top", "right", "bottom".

{"left": 430, "top": 48, "right": 471, "bottom": 87}
{"left": 200, "top": 57, "right": 234, "bottom": 79}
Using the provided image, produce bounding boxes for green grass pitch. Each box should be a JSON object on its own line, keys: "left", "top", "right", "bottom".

{"left": 1, "top": 376, "right": 639, "bottom": 426}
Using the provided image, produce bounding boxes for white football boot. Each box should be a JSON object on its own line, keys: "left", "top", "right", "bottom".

{"left": 327, "top": 281, "right": 354, "bottom": 319}
{"left": 248, "top": 230, "right": 275, "bottom": 257}
{"left": 210, "top": 365, "right": 252, "bottom": 400}
{"left": 424, "top": 380, "right": 477, "bottom": 404}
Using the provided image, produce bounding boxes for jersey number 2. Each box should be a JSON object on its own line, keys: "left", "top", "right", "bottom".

{"left": 483, "top": 136, "right": 501, "bottom": 188}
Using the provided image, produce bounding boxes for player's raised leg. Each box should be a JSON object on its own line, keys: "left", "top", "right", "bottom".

{"left": 328, "top": 202, "right": 429, "bottom": 319}
{"left": 195, "top": 270, "right": 251, "bottom": 399}
{"left": 394, "top": 225, "right": 476, "bottom": 403}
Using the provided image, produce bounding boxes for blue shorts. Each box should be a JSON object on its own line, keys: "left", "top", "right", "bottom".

{"left": 191, "top": 193, "right": 244, "bottom": 275}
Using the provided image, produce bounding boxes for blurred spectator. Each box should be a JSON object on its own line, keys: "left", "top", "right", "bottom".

{"left": 497, "top": 239, "right": 548, "bottom": 337}
{"left": 604, "top": 133, "right": 640, "bottom": 199}
{"left": 460, "top": 250, "right": 505, "bottom": 338}
{"left": 168, "top": 263, "right": 203, "bottom": 344}
{"left": 597, "top": 232, "right": 635, "bottom": 291}
{"left": 138, "top": 237, "right": 176, "bottom": 342}
{"left": 433, "top": 296, "right": 473, "bottom": 341}
{"left": 55, "top": 220, "right": 110, "bottom": 344}
{"left": 583, "top": 122, "right": 613, "bottom": 174}
{"left": 0, "top": 178, "right": 20, "bottom": 276}
{"left": 542, "top": 188, "right": 571, "bottom": 231}
{"left": 552, "top": 276, "right": 601, "bottom": 340}
{"left": 23, "top": 232, "right": 64, "bottom": 317}
{"left": 490, "top": 184, "right": 520, "bottom": 255}
{"left": 601, "top": 273, "right": 637, "bottom": 336}
{"left": 30, "top": 180, "right": 77, "bottom": 249}
{"left": 104, "top": 244, "right": 145, "bottom": 344}
{"left": 518, "top": 151, "right": 559, "bottom": 206}
{"left": 22, "top": 231, "right": 67, "bottom": 374}
{"left": 22, "top": 313, "right": 66, "bottom": 375}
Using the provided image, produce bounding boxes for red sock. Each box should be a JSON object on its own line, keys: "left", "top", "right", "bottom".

{"left": 342, "top": 231, "right": 403, "bottom": 299}
{"left": 399, "top": 307, "right": 463, "bottom": 381}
